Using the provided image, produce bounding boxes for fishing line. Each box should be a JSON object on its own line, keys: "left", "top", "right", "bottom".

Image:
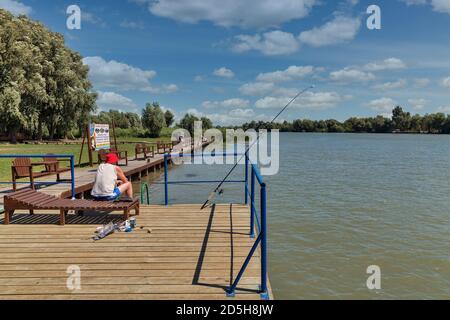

{"left": 200, "top": 85, "right": 315, "bottom": 210}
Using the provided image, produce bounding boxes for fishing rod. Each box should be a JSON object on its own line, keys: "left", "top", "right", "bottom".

{"left": 200, "top": 85, "right": 315, "bottom": 210}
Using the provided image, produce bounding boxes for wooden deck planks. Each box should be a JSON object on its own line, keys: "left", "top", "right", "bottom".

{"left": 0, "top": 204, "right": 272, "bottom": 300}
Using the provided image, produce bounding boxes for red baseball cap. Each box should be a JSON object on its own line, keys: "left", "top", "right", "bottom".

{"left": 105, "top": 153, "right": 119, "bottom": 164}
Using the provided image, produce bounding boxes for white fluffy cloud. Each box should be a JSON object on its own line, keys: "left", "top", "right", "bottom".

{"left": 255, "top": 91, "right": 349, "bottom": 110}
{"left": 186, "top": 108, "right": 259, "bottom": 126}
{"left": 83, "top": 56, "right": 177, "bottom": 94}
{"left": 441, "top": 77, "right": 450, "bottom": 88}
{"left": 330, "top": 68, "right": 375, "bottom": 83}
{"left": 363, "top": 58, "right": 406, "bottom": 71}
{"left": 408, "top": 98, "right": 427, "bottom": 110}
{"left": 413, "top": 78, "right": 430, "bottom": 87}
{"left": 373, "top": 79, "right": 407, "bottom": 90}
{"left": 368, "top": 97, "right": 397, "bottom": 112}
{"left": 137, "top": 0, "right": 317, "bottom": 28}
{"left": 213, "top": 67, "right": 235, "bottom": 78}
{"left": 256, "top": 66, "right": 315, "bottom": 83}
{"left": 239, "top": 82, "right": 275, "bottom": 96}
{"left": 232, "top": 31, "right": 300, "bottom": 56}
{"left": 437, "top": 106, "right": 450, "bottom": 113}
{"left": 399, "top": 0, "right": 450, "bottom": 14}
{"left": 432, "top": 0, "right": 450, "bottom": 13}
{"left": 299, "top": 16, "right": 361, "bottom": 47}
{"left": 96, "top": 91, "right": 138, "bottom": 111}
{"left": 202, "top": 98, "right": 249, "bottom": 109}
{"left": 0, "top": 0, "right": 31, "bottom": 15}
{"left": 83, "top": 56, "right": 156, "bottom": 90}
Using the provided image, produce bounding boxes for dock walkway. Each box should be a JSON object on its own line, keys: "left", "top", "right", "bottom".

{"left": 0, "top": 204, "right": 272, "bottom": 300}
{"left": 0, "top": 140, "right": 204, "bottom": 205}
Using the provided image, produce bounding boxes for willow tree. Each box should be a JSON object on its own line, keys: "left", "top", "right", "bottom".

{"left": 0, "top": 9, "right": 96, "bottom": 142}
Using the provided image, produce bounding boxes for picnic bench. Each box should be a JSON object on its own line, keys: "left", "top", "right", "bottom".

{"left": 11, "top": 156, "right": 71, "bottom": 191}
{"left": 135, "top": 143, "right": 155, "bottom": 160}
{"left": 98, "top": 148, "right": 129, "bottom": 166}
{"left": 156, "top": 141, "right": 174, "bottom": 154}
{"left": 2, "top": 189, "right": 140, "bottom": 226}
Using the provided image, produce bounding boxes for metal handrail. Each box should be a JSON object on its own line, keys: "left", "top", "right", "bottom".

{"left": 162, "top": 152, "right": 269, "bottom": 299}
{"left": 0, "top": 154, "right": 76, "bottom": 199}
{"left": 140, "top": 182, "right": 150, "bottom": 205}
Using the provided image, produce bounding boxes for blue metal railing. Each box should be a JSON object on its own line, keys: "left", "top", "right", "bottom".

{"left": 163, "top": 152, "right": 268, "bottom": 299}
{"left": 0, "top": 154, "right": 76, "bottom": 199}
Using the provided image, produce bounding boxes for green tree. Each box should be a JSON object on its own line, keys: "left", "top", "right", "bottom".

{"left": 142, "top": 102, "right": 166, "bottom": 137}
{"left": 164, "top": 110, "right": 175, "bottom": 127}
{"left": 179, "top": 113, "right": 199, "bottom": 136}
{"left": 201, "top": 117, "right": 213, "bottom": 130}
{"left": 0, "top": 9, "right": 96, "bottom": 142}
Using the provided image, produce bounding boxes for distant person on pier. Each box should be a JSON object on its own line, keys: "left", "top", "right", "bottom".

{"left": 91, "top": 153, "right": 133, "bottom": 201}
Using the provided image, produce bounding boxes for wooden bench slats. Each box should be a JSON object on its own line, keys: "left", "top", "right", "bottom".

{"left": 3, "top": 190, "right": 139, "bottom": 225}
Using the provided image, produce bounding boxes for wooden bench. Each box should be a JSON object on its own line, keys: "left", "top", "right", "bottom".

{"left": 97, "top": 148, "right": 129, "bottom": 166}
{"left": 135, "top": 143, "right": 155, "bottom": 160}
{"left": 3, "top": 189, "right": 139, "bottom": 226}
{"left": 11, "top": 157, "right": 70, "bottom": 191}
{"left": 156, "top": 141, "right": 173, "bottom": 154}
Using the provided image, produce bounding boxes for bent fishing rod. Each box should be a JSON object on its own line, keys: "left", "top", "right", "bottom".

{"left": 200, "top": 85, "right": 315, "bottom": 210}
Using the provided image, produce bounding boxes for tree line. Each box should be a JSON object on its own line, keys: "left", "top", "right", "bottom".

{"left": 240, "top": 107, "right": 450, "bottom": 134}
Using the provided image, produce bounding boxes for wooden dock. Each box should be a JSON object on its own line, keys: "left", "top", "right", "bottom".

{"left": 0, "top": 204, "right": 272, "bottom": 300}
{"left": 0, "top": 140, "right": 203, "bottom": 205}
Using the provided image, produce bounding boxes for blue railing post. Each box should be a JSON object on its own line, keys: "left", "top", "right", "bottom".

{"left": 260, "top": 183, "right": 268, "bottom": 298}
{"left": 244, "top": 154, "right": 249, "bottom": 205}
{"left": 70, "top": 155, "right": 75, "bottom": 199}
{"left": 250, "top": 167, "right": 256, "bottom": 239}
{"left": 164, "top": 154, "right": 169, "bottom": 206}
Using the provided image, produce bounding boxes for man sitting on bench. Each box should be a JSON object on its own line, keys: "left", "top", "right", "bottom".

{"left": 91, "top": 153, "right": 133, "bottom": 201}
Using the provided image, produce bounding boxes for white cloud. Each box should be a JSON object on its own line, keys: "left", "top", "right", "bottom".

{"left": 441, "top": 77, "right": 450, "bottom": 88}
{"left": 363, "top": 58, "right": 406, "bottom": 71}
{"left": 120, "top": 20, "right": 144, "bottom": 29}
{"left": 299, "top": 16, "right": 361, "bottom": 47}
{"left": 256, "top": 66, "right": 315, "bottom": 82}
{"left": 330, "top": 68, "right": 375, "bottom": 83}
{"left": 413, "top": 78, "right": 430, "bottom": 87}
{"left": 194, "top": 75, "right": 204, "bottom": 82}
{"left": 185, "top": 108, "right": 258, "bottom": 126}
{"left": 239, "top": 82, "right": 275, "bottom": 96}
{"left": 432, "top": 0, "right": 450, "bottom": 14}
{"left": 232, "top": 31, "right": 300, "bottom": 56}
{"left": 400, "top": 0, "right": 450, "bottom": 14}
{"left": 96, "top": 91, "right": 138, "bottom": 111}
{"left": 437, "top": 106, "right": 450, "bottom": 113}
{"left": 229, "top": 108, "right": 255, "bottom": 117}
{"left": 399, "top": 0, "right": 426, "bottom": 5}
{"left": 373, "top": 79, "right": 407, "bottom": 90}
{"left": 202, "top": 98, "right": 249, "bottom": 109}
{"left": 255, "top": 91, "right": 349, "bottom": 110}
{"left": 213, "top": 67, "right": 235, "bottom": 78}
{"left": 83, "top": 56, "right": 178, "bottom": 94}
{"left": 138, "top": 0, "right": 317, "bottom": 29}
{"left": 408, "top": 98, "right": 427, "bottom": 110}
{"left": 0, "top": 0, "right": 31, "bottom": 15}
{"left": 368, "top": 97, "right": 397, "bottom": 112}
{"left": 83, "top": 56, "right": 157, "bottom": 90}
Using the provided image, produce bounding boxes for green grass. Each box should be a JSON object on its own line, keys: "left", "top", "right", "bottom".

{"left": 0, "top": 136, "right": 171, "bottom": 182}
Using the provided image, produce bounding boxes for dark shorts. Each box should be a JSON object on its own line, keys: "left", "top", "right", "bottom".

{"left": 93, "top": 188, "right": 121, "bottom": 201}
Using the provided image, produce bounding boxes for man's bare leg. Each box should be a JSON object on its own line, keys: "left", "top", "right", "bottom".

{"left": 118, "top": 182, "right": 133, "bottom": 198}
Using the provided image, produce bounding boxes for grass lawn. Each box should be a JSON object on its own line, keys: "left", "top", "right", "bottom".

{"left": 0, "top": 137, "right": 171, "bottom": 183}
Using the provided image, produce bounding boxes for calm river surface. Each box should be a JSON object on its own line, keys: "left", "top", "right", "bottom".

{"left": 135, "top": 133, "right": 450, "bottom": 299}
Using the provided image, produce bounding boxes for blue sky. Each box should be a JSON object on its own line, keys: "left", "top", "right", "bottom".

{"left": 1, "top": 0, "right": 450, "bottom": 125}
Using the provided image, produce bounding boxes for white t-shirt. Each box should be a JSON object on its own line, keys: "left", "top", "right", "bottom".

{"left": 91, "top": 164, "right": 118, "bottom": 197}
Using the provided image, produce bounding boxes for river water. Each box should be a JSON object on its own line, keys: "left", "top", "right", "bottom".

{"left": 135, "top": 133, "right": 450, "bottom": 300}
